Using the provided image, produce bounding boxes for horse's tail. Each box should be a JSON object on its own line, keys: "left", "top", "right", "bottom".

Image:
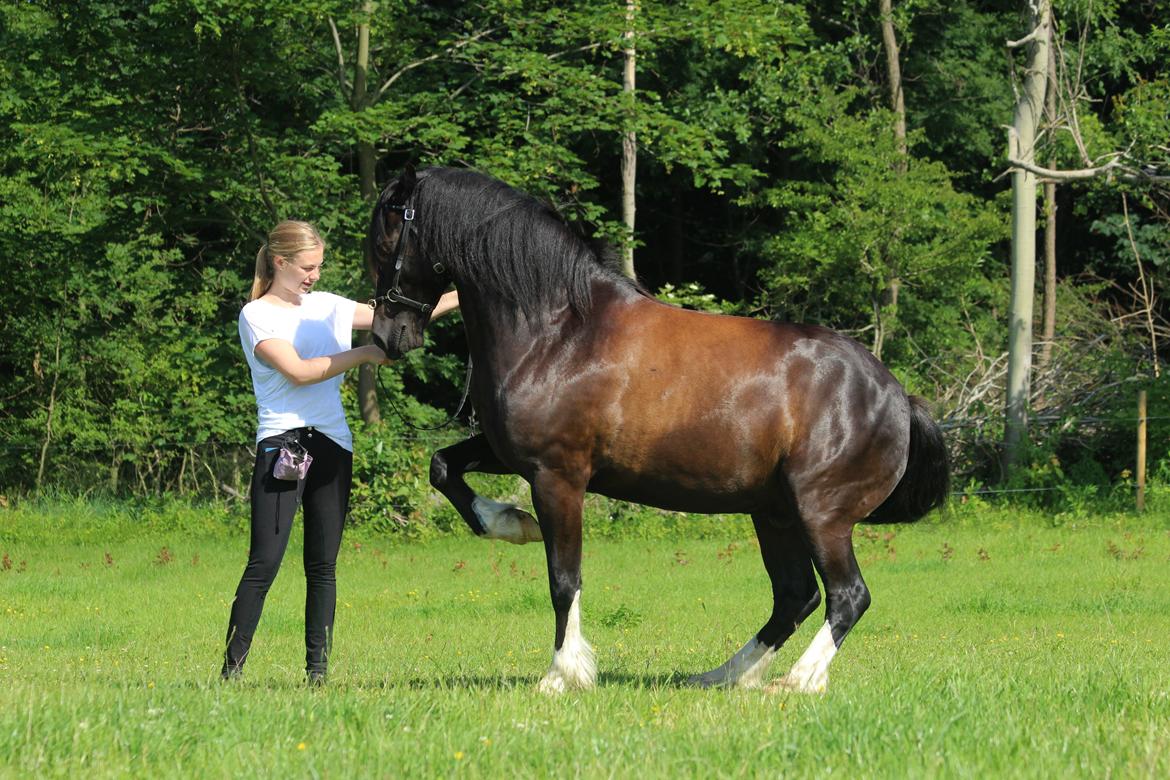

{"left": 865, "top": 396, "right": 950, "bottom": 524}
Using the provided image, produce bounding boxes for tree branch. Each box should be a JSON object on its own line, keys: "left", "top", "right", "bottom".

{"left": 1006, "top": 24, "right": 1045, "bottom": 49}
{"left": 1007, "top": 155, "right": 1170, "bottom": 184}
{"left": 548, "top": 42, "right": 605, "bottom": 61}
{"left": 1123, "top": 193, "right": 1161, "bottom": 378}
{"left": 1006, "top": 155, "right": 1122, "bottom": 181}
{"left": 449, "top": 75, "right": 479, "bottom": 101}
{"left": 328, "top": 18, "right": 352, "bottom": 97}
{"left": 374, "top": 28, "right": 497, "bottom": 102}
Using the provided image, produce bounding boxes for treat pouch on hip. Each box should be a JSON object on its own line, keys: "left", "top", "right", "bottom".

{"left": 273, "top": 438, "right": 312, "bottom": 481}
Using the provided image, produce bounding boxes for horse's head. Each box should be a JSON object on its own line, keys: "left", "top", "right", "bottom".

{"left": 367, "top": 165, "right": 448, "bottom": 358}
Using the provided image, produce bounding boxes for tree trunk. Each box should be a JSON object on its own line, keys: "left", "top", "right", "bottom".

{"left": 1003, "top": 0, "right": 1051, "bottom": 469}
{"left": 1039, "top": 179, "right": 1057, "bottom": 371}
{"left": 354, "top": 6, "right": 375, "bottom": 200}
{"left": 871, "top": 279, "right": 900, "bottom": 361}
{"left": 35, "top": 326, "right": 63, "bottom": 492}
{"left": 879, "top": 0, "right": 907, "bottom": 164}
{"left": 876, "top": 0, "right": 906, "bottom": 357}
{"left": 620, "top": 0, "right": 637, "bottom": 279}
{"left": 1038, "top": 21, "right": 1058, "bottom": 375}
{"left": 353, "top": 2, "right": 382, "bottom": 425}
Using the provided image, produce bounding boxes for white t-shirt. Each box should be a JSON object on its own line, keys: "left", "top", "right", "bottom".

{"left": 238, "top": 291, "right": 359, "bottom": 451}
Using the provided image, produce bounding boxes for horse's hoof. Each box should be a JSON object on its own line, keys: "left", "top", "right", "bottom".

{"left": 685, "top": 671, "right": 729, "bottom": 689}
{"left": 504, "top": 509, "right": 543, "bottom": 545}
{"left": 765, "top": 675, "right": 827, "bottom": 695}
{"left": 686, "top": 672, "right": 768, "bottom": 690}
{"left": 537, "top": 674, "right": 567, "bottom": 695}
{"left": 473, "top": 497, "right": 543, "bottom": 544}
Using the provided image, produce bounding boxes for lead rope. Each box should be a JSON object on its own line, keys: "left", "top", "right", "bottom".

{"left": 374, "top": 355, "right": 474, "bottom": 432}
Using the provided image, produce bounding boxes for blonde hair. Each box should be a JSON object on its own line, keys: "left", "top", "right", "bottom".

{"left": 250, "top": 220, "right": 326, "bottom": 300}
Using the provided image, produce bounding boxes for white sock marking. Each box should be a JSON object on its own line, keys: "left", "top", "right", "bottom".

{"left": 472, "top": 496, "right": 542, "bottom": 544}
{"left": 772, "top": 622, "right": 837, "bottom": 693}
{"left": 538, "top": 591, "right": 596, "bottom": 694}
{"left": 689, "top": 636, "right": 777, "bottom": 689}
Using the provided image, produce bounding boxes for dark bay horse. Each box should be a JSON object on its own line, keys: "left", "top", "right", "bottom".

{"left": 367, "top": 165, "right": 949, "bottom": 694}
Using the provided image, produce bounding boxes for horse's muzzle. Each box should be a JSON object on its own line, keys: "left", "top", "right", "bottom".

{"left": 372, "top": 311, "right": 424, "bottom": 359}
{"left": 370, "top": 330, "right": 392, "bottom": 357}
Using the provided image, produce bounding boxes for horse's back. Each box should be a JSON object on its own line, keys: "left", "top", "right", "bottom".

{"left": 562, "top": 296, "right": 911, "bottom": 514}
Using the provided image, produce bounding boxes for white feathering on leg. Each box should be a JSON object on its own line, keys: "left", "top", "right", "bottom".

{"left": 769, "top": 622, "right": 837, "bottom": 694}
{"left": 538, "top": 591, "right": 596, "bottom": 694}
{"left": 688, "top": 636, "right": 777, "bottom": 689}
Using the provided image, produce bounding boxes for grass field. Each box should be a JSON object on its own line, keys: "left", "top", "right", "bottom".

{"left": 2, "top": 504, "right": 1169, "bottom": 778}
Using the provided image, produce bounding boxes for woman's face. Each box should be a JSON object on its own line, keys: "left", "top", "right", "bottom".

{"left": 273, "top": 245, "right": 324, "bottom": 296}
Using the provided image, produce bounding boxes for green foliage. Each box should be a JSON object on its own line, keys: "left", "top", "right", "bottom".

{"left": 1091, "top": 209, "right": 1170, "bottom": 275}
{"left": 655, "top": 282, "right": 740, "bottom": 314}
{"left": 754, "top": 102, "right": 1005, "bottom": 343}
{"left": 348, "top": 427, "right": 462, "bottom": 540}
{"left": 1113, "top": 77, "right": 1170, "bottom": 171}
{"left": 2, "top": 0, "right": 1169, "bottom": 508}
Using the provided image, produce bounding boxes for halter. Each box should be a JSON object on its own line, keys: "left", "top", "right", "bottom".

{"left": 367, "top": 202, "right": 442, "bottom": 317}
{"left": 368, "top": 199, "right": 471, "bottom": 430}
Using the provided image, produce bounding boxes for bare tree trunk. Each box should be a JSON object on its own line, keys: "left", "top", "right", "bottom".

{"left": 620, "top": 0, "right": 637, "bottom": 279}
{"left": 871, "top": 279, "right": 901, "bottom": 361}
{"left": 879, "top": 0, "right": 907, "bottom": 164}
{"left": 35, "top": 327, "right": 63, "bottom": 492}
{"left": 1039, "top": 179, "right": 1057, "bottom": 370}
{"left": 354, "top": 8, "right": 375, "bottom": 201}
{"left": 1124, "top": 193, "right": 1161, "bottom": 378}
{"left": 1038, "top": 22, "right": 1058, "bottom": 374}
{"left": 876, "top": 0, "right": 906, "bottom": 358}
{"left": 353, "top": 2, "right": 382, "bottom": 425}
{"left": 1004, "top": 0, "right": 1051, "bottom": 469}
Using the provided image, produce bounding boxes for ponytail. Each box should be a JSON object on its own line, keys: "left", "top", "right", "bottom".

{"left": 250, "top": 243, "right": 274, "bottom": 301}
{"left": 249, "top": 221, "right": 325, "bottom": 301}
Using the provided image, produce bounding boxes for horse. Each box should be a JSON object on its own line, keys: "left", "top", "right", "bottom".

{"left": 366, "top": 164, "right": 949, "bottom": 694}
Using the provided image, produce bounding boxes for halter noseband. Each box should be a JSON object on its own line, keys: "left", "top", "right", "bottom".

{"left": 367, "top": 202, "right": 438, "bottom": 317}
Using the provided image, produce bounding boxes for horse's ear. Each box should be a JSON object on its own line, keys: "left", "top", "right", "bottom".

{"left": 400, "top": 163, "right": 417, "bottom": 199}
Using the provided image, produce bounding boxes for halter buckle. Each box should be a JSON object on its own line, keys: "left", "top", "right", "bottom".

{"left": 402, "top": 208, "right": 415, "bottom": 221}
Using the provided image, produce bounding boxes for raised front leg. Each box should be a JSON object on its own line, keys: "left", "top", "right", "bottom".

{"left": 430, "top": 434, "right": 542, "bottom": 544}
{"left": 530, "top": 470, "right": 596, "bottom": 694}
{"left": 690, "top": 514, "right": 821, "bottom": 689}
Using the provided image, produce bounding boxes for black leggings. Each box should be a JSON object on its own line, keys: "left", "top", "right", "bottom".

{"left": 223, "top": 428, "right": 352, "bottom": 675}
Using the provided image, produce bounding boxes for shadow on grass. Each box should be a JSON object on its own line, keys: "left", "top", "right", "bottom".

{"left": 347, "top": 670, "right": 695, "bottom": 691}
{"left": 182, "top": 670, "right": 723, "bottom": 692}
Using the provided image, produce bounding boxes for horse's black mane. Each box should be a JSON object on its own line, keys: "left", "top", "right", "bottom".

{"left": 394, "top": 167, "right": 639, "bottom": 320}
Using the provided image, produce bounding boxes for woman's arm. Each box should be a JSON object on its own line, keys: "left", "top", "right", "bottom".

{"left": 431, "top": 290, "right": 460, "bottom": 320}
{"left": 352, "top": 290, "right": 460, "bottom": 330}
{"left": 254, "top": 339, "right": 386, "bottom": 386}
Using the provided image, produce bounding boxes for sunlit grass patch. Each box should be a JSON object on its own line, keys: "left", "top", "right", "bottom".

{"left": 1, "top": 510, "right": 1168, "bottom": 777}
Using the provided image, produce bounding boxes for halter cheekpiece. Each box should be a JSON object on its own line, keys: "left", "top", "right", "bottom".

{"left": 367, "top": 202, "right": 437, "bottom": 317}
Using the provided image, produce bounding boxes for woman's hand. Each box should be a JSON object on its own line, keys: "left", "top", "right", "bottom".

{"left": 430, "top": 290, "right": 460, "bottom": 321}
{"left": 354, "top": 290, "right": 458, "bottom": 329}
{"left": 363, "top": 344, "right": 392, "bottom": 365}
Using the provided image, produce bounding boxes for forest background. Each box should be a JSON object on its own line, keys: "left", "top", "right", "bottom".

{"left": 2, "top": 0, "right": 1169, "bottom": 532}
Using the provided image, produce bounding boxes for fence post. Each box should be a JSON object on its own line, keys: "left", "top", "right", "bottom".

{"left": 1136, "top": 389, "right": 1147, "bottom": 512}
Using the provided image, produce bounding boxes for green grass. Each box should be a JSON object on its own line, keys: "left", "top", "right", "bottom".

{"left": 1, "top": 507, "right": 1169, "bottom": 778}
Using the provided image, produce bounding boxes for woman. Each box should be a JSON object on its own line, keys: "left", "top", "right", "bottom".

{"left": 223, "top": 219, "right": 458, "bottom": 684}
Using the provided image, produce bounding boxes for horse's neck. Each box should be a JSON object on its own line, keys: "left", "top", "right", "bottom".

{"left": 457, "top": 292, "right": 563, "bottom": 371}
{"left": 456, "top": 277, "right": 629, "bottom": 376}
